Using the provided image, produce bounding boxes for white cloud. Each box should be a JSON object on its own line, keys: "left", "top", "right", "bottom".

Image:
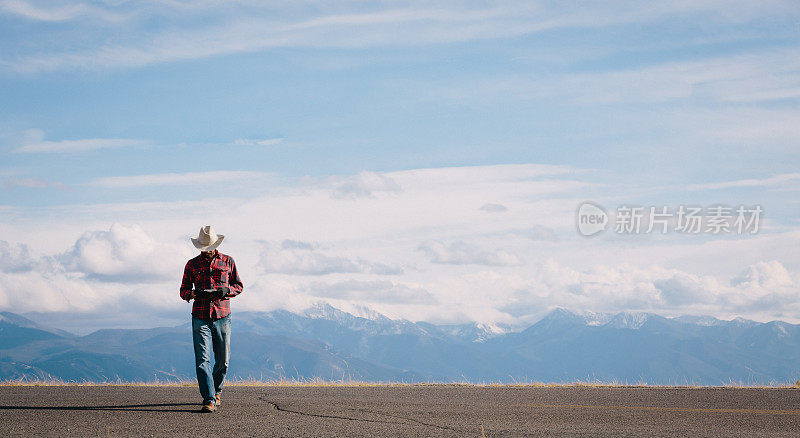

{"left": 88, "top": 170, "right": 272, "bottom": 188}
{"left": 302, "top": 278, "right": 435, "bottom": 304}
{"left": 0, "top": 270, "right": 103, "bottom": 313}
{"left": 389, "top": 163, "right": 580, "bottom": 187}
{"left": 0, "top": 266, "right": 188, "bottom": 316}
{"left": 58, "top": 223, "right": 192, "bottom": 282}
{"left": 233, "top": 137, "right": 284, "bottom": 147}
{"left": 259, "top": 242, "right": 361, "bottom": 276}
{"left": 13, "top": 130, "right": 148, "bottom": 153}
{"left": 507, "top": 224, "right": 558, "bottom": 241}
{"left": 0, "top": 240, "right": 36, "bottom": 272}
{"left": 495, "top": 259, "right": 800, "bottom": 322}
{"left": 0, "top": 163, "right": 798, "bottom": 329}
{"left": 6, "top": 1, "right": 797, "bottom": 72}
{"left": 3, "top": 177, "right": 65, "bottom": 190}
{"left": 654, "top": 273, "right": 720, "bottom": 306}
{"left": 17, "top": 138, "right": 146, "bottom": 153}
{"left": 691, "top": 107, "right": 800, "bottom": 148}
{"left": 330, "top": 171, "right": 402, "bottom": 199}
{"left": 280, "top": 239, "right": 315, "bottom": 250}
{"left": 417, "top": 240, "right": 522, "bottom": 266}
{"left": 731, "top": 260, "right": 794, "bottom": 289}
{"left": 688, "top": 173, "right": 800, "bottom": 191}
{"left": 724, "top": 261, "right": 800, "bottom": 314}
{"left": 258, "top": 239, "right": 403, "bottom": 276}
{"left": 0, "top": 0, "right": 88, "bottom": 22}
{"left": 0, "top": 163, "right": 595, "bottom": 247}
{"left": 0, "top": 0, "right": 130, "bottom": 22}
{"left": 578, "top": 48, "right": 800, "bottom": 105}
{"left": 479, "top": 203, "right": 508, "bottom": 212}
{"left": 427, "top": 46, "right": 800, "bottom": 107}
{"left": 0, "top": 224, "right": 194, "bottom": 315}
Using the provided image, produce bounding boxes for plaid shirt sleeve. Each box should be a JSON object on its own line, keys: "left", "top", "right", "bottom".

{"left": 225, "top": 257, "right": 243, "bottom": 298}
{"left": 180, "top": 260, "right": 195, "bottom": 302}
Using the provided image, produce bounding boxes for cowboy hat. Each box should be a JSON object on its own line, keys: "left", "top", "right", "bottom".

{"left": 191, "top": 225, "right": 225, "bottom": 251}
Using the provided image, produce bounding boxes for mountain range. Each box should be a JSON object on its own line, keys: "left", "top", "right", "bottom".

{"left": 2, "top": 304, "right": 799, "bottom": 385}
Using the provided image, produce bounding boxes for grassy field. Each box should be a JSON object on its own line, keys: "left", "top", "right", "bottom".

{"left": 3, "top": 376, "right": 800, "bottom": 388}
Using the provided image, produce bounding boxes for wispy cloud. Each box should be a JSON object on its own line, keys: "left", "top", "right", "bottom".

{"left": 11, "top": 130, "right": 148, "bottom": 153}
{"left": 5, "top": 1, "right": 798, "bottom": 72}
{"left": 425, "top": 47, "right": 800, "bottom": 106}
{"left": 233, "top": 137, "right": 284, "bottom": 147}
{"left": 0, "top": 0, "right": 88, "bottom": 22}
{"left": 2, "top": 177, "right": 65, "bottom": 191}
{"left": 303, "top": 279, "right": 435, "bottom": 304}
{"left": 16, "top": 138, "right": 147, "bottom": 153}
{"left": 88, "top": 170, "right": 272, "bottom": 188}
{"left": 330, "top": 171, "right": 402, "bottom": 199}
{"left": 479, "top": 203, "right": 508, "bottom": 212}
{"left": 417, "top": 240, "right": 522, "bottom": 266}
{"left": 688, "top": 173, "right": 800, "bottom": 190}
{"left": 258, "top": 240, "right": 403, "bottom": 276}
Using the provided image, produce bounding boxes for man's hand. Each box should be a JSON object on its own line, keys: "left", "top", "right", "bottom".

{"left": 191, "top": 287, "right": 229, "bottom": 300}
{"left": 214, "top": 286, "right": 230, "bottom": 299}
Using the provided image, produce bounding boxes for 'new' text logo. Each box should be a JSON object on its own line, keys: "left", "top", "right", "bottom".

{"left": 576, "top": 201, "right": 608, "bottom": 236}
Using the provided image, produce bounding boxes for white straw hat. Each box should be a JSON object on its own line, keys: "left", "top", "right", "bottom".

{"left": 191, "top": 225, "right": 225, "bottom": 251}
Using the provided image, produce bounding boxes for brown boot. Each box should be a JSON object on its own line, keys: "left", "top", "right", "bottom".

{"left": 215, "top": 390, "right": 222, "bottom": 406}
{"left": 201, "top": 402, "right": 216, "bottom": 413}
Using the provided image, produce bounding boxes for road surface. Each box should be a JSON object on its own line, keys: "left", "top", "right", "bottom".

{"left": 2, "top": 385, "right": 800, "bottom": 436}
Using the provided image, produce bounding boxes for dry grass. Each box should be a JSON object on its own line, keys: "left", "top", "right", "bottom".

{"left": 2, "top": 376, "right": 800, "bottom": 389}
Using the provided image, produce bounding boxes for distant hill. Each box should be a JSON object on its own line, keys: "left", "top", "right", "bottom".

{"left": 2, "top": 305, "right": 799, "bottom": 384}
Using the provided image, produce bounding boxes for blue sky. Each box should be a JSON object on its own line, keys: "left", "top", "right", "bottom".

{"left": 1, "top": 1, "right": 799, "bottom": 333}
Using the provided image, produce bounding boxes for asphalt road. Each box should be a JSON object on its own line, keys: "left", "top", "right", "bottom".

{"left": 2, "top": 385, "right": 800, "bottom": 437}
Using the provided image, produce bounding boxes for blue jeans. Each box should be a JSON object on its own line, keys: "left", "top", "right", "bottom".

{"left": 192, "top": 315, "right": 231, "bottom": 405}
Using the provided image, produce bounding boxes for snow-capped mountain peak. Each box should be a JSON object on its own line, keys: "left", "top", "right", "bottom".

{"left": 608, "top": 312, "right": 649, "bottom": 329}
{"left": 345, "top": 303, "right": 392, "bottom": 322}
{"left": 572, "top": 310, "right": 614, "bottom": 326}
{"left": 302, "top": 302, "right": 355, "bottom": 321}
{"left": 672, "top": 315, "right": 725, "bottom": 326}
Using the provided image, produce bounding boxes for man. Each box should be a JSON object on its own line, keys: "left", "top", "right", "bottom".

{"left": 180, "top": 225, "right": 243, "bottom": 413}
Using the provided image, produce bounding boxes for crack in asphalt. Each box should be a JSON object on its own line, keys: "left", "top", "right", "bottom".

{"left": 345, "top": 406, "right": 467, "bottom": 433}
{"left": 259, "top": 397, "right": 408, "bottom": 426}
{"left": 259, "top": 397, "right": 467, "bottom": 434}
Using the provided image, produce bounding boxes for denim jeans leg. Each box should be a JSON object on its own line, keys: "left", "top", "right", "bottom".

{"left": 192, "top": 316, "right": 215, "bottom": 404}
{"left": 211, "top": 315, "right": 231, "bottom": 396}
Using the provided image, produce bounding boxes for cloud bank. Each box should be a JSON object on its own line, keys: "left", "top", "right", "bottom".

{"left": 0, "top": 164, "right": 797, "bottom": 331}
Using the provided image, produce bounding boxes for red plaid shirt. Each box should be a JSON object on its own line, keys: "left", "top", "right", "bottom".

{"left": 180, "top": 250, "right": 243, "bottom": 319}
